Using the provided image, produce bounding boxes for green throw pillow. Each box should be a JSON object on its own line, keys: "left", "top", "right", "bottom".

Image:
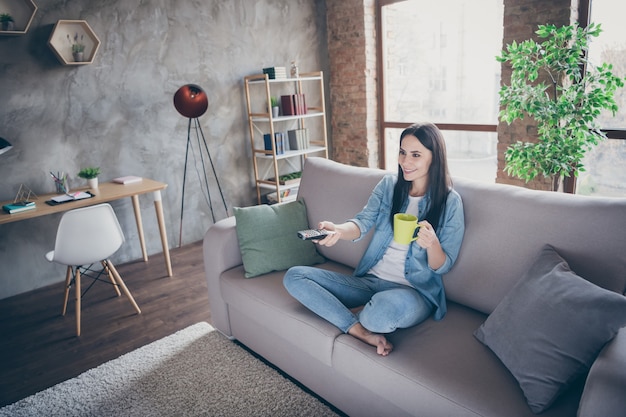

{"left": 234, "top": 201, "right": 325, "bottom": 278}
{"left": 474, "top": 245, "right": 626, "bottom": 413}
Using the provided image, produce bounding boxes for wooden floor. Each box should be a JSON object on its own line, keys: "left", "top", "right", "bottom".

{"left": 0, "top": 241, "right": 211, "bottom": 408}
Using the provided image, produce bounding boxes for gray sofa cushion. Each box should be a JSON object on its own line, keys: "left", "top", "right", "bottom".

{"left": 474, "top": 245, "right": 626, "bottom": 413}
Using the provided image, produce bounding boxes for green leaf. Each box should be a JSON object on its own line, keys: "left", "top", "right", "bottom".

{"left": 497, "top": 22, "right": 622, "bottom": 188}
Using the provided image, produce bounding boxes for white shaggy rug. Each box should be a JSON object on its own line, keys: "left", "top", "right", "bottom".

{"left": 1, "top": 322, "right": 339, "bottom": 417}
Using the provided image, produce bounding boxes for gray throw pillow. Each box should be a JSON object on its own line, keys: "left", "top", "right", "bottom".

{"left": 474, "top": 245, "right": 626, "bottom": 414}
{"left": 234, "top": 201, "right": 325, "bottom": 278}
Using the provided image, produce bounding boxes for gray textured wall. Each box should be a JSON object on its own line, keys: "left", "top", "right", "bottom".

{"left": 0, "top": 0, "right": 329, "bottom": 299}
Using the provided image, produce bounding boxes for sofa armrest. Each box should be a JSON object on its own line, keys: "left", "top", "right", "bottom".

{"left": 578, "top": 327, "right": 626, "bottom": 417}
{"left": 203, "top": 216, "right": 242, "bottom": 337}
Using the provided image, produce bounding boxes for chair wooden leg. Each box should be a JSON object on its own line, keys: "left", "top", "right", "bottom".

{"left": 62, "top": 266, "right": 72, "bottom": 316}
{"left": 106, "top": 260, "right": 141, "bottom": 315}
{"left": 102, "top": 260, "right": 122, "bottom": 297}
{"left": 75, "top": 268, "right": 82, "bottom": 336}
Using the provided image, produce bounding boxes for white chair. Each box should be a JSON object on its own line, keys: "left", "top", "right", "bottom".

{"left": 45, "top": 203, "right": 141, "bottom": 336}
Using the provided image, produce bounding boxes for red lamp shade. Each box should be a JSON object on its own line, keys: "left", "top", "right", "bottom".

{"left": 173, "top": 84, "right": 208, "bottom": 118}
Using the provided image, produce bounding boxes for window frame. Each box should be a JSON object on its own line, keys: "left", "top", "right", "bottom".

{"left": 377, "top": 0, "right": 626, "bottom": 184}
{"left": 376, "top": 0, "right": 498, "bottom": 169}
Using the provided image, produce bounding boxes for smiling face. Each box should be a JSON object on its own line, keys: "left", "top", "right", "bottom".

{"left": 398, "top": 134, "right": 433, "bottom": 194}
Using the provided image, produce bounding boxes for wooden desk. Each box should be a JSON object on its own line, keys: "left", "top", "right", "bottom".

{"left": 0, "top": 179, "right": 173, "bottom": 277}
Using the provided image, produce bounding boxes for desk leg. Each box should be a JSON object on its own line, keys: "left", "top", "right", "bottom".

{"left": 131, "top": 195, "right": 149, "bottom": 262}
{"left": 153, "top": 190, "right": 173, "bottom": 277}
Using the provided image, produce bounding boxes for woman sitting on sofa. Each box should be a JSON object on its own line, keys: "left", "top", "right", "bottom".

{"left": 283, "top": 122, "right": 465, "bottom": 356}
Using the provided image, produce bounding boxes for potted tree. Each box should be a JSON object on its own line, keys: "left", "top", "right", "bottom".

{"left": 498, "top": 23, "right": 624, "bottom": 192}
{"left": 78, "top": 167, "right": 101, "bottom": 190}
{"left": 0, "top": 13, "right": 14, "bottom": 31}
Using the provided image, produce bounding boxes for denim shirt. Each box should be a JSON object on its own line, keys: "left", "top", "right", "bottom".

{"left": 349, "top": 174, "right": 465, "bottom": 320}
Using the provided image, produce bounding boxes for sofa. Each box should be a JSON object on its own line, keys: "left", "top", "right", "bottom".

{"left": 203, "top": 157, "right": 626, "bottom": 416}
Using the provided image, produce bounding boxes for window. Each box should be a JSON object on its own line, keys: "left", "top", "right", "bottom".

{"left": 576, "top": 0, "right": 626, "bottom": 197}
{"left": 379, "top": 0, "right": 502, "bottom": 181}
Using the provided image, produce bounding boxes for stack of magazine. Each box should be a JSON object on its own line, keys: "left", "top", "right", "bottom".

{"left": 262, "top": 66, "right": 287, "bottom": 80}
{"left": 3, "top": 201, "right": 36, "bottom": 214}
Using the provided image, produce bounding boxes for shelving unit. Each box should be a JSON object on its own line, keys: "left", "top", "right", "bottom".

{"left": 48, "top": 20, "right": 101, "bottom": 65}
{"left": 0, "top": 0, "right": 37, "bottom": 35}
{"left": 244, "top": 71, "right": 328, "bottom": 204}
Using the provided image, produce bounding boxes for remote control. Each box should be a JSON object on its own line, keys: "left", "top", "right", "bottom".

{"left": 297, "top": 229, "right": 330, "bottom": 240}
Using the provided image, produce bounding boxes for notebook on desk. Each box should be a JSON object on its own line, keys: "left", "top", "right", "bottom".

{"left": 46, "top": 191, "right": 94, "bottom": 205}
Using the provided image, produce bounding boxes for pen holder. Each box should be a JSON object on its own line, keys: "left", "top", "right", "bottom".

{"left": 54, "top": 176, "right": 69, "bottom": 194}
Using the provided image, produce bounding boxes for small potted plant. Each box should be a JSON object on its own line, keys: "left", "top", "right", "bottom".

{"left": 270, "top": 96, "right": 280, "bottom": 118}
{"left": 0, "top": 13, "right": 14, "bottom": 31}
{"left": 67, "top": 32, "right": 86, "bottom": 62}
{"left": 78, "top": 167, "right": 101, "bottom": 190}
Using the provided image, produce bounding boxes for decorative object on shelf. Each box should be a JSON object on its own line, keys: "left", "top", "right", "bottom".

{"left": 78, "top": 166, "right": 100, "bottom": 190}
{"left": 498, "top": 23, "right": 625, "bottom": 193}
{"left": 290, "top": 61, "right": 299, "bottom": 78}
{"left": 3, "top": 183, "right": 37, "bottom": 213}
{"left": 0, "top": 137, "right": 12, "bottom": 155}
{"left": 270, "top": 96, "right": 279, "bottom": 118}
{"left": 14, "top": 183, "right": 37, "bottom": 201}
{"left": 48, "top": 20, "right": 100, "bottom": 65}
{"left": 0, "top": 13, "right": 14, "bottom": 31}
{"left": 173, "top": 83, "right": 228, "bottom": 246}
{"left": 68, "top": 32, "right": 85, "bottom": 62}
{"left": 269, "top": 171, "right": 302, "bottom": 186}
{"left": 0, "top": 0, "right": 37, "bottom": 36}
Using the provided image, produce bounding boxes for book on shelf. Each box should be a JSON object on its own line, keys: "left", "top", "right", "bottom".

{"left": 3, "top": 201, "right": 36, "bottom": 214}
{"left": 262, "top": 66, "right": 287, "bottom": 80}
{"left": 113, "top": 175, "right": 143, "bottom": 185}
{"left": 280, "top": 94, "right": 307, "bottom": 116}
{"left": 263, "top": 133, "right": 287, "bottom": 154}
{"left": 287, "top": 128, "right": 309, "bottom": 150}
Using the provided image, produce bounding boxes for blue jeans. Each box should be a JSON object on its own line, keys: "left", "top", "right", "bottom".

{"left": 283, "top": 266, "right": 433, "bottom": 334}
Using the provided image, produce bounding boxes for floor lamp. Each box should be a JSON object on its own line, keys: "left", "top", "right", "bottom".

{"left": 173, "top": 84, "right": 228, "bottom": 247}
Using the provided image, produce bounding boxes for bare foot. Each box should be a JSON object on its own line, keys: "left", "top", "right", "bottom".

{"left": 348, "top": 323, "right": 393, "bottom": 356}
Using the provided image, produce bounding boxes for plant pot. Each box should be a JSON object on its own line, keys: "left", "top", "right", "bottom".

{"left": 1, "top": 21, "right": 14, "bottom": 31}
{"left": 272, "top": 106, "right": 279, "bottom": 118}
{"left": 87, "top": 178, "right": 98, "bottom": 190}
{"left": 73, "top": 51, "right": 84, "bottom": 62}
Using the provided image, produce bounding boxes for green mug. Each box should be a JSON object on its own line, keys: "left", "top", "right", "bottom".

{"left": 393, "top": 213, "right": 420, "bottom": 244}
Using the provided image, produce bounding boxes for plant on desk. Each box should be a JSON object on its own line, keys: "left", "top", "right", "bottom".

{"left": 78, "top": 167, "right": 101, "bottom": 190}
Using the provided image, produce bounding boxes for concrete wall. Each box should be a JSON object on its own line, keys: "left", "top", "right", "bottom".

{"left": 0, "top": 0, "right": 329, "bottom": 299}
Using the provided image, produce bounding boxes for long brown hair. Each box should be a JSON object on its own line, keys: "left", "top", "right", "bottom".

{"left": 390, "top": 122, "right": 452, "bottom": 231}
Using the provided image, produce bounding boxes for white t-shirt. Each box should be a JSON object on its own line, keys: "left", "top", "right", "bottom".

{"left": 368, "top": 195, "right": 422, "bottom": 286}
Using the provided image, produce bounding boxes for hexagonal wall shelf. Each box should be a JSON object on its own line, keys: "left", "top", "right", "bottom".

{"left": 0, "top": 0, "right": 37, "bottom": 35}
{"left": 48, "top": 20, "right": 101, "bottom": 66}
